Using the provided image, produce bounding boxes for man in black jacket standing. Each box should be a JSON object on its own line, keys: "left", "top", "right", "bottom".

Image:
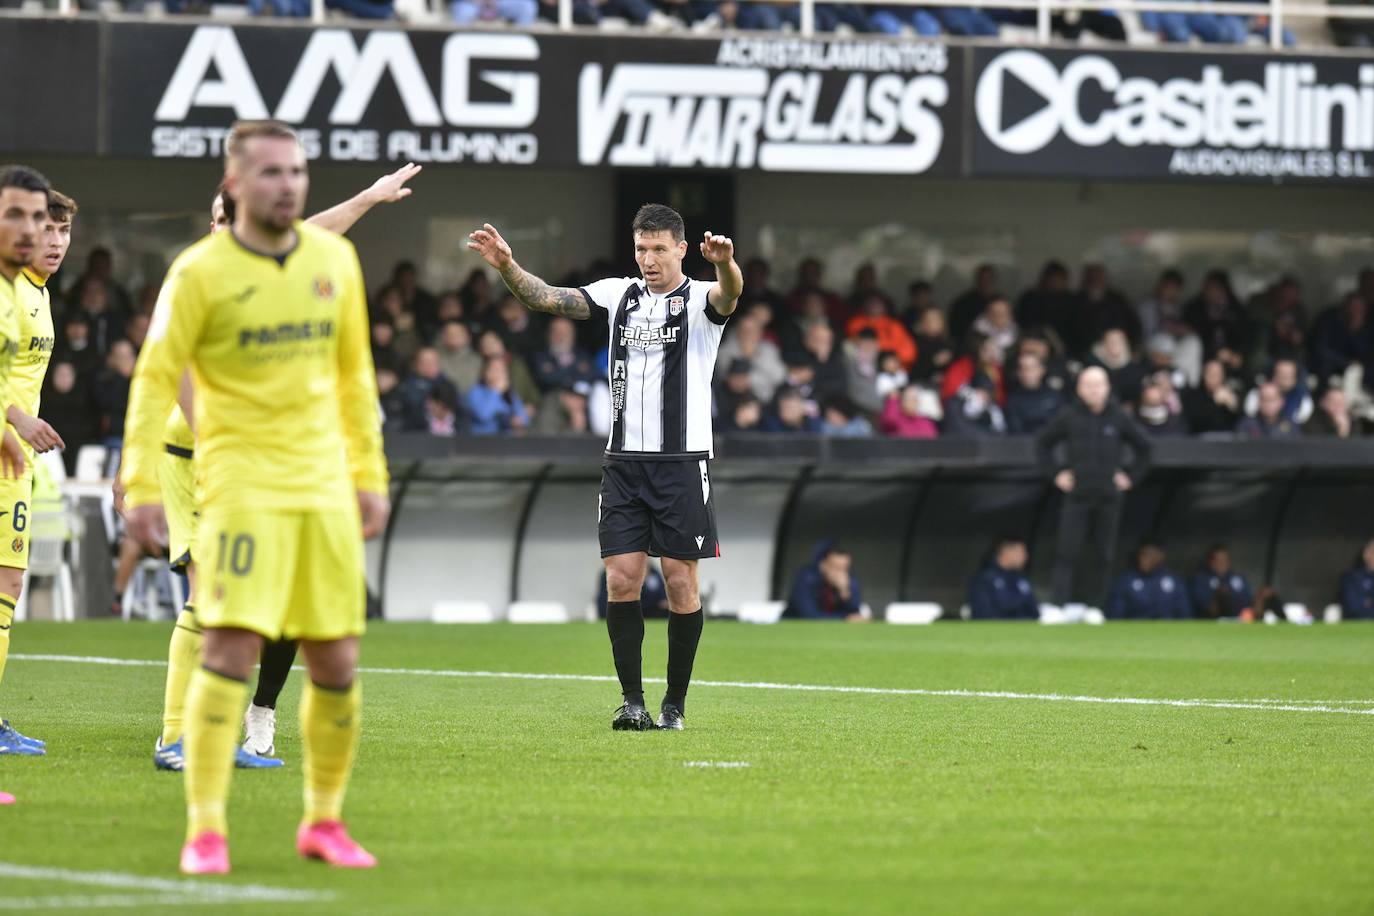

{"left": 1035, "top": 367, "right": 1153, "bottom": 609}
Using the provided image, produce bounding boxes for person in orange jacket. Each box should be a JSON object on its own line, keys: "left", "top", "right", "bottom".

{"left": 846, "top": 292, "right": 918, "bottom": 370}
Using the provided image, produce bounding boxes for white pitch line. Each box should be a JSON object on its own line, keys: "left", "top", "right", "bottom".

{"left": 11, "top": 653, "right": 1374, "bottom": 717}
{"left": 0, "top": 863, "right": 334, "bottom": 906}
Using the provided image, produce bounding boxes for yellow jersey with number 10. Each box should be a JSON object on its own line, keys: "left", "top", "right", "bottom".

{"left": 121, "top": 222, "right": 387, "bottom": 514}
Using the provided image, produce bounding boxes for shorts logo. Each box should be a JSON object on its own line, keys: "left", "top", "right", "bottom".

{"left": 313, "top": 277, "right": 335, "bottom": 300}
{"left": 695, "top": 535, "right": 704, "bottom": 549}
{"left": 668, "top": 296, "right": 684, "bottom": 317}
{"left": 10, "top": 538, "right": 22, "bottom": 553}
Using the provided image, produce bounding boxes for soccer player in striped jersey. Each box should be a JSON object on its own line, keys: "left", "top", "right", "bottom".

{"left": 152, "top": 163, "right": 420, "bottom": 773}
{"left": 124, "top": 121, "right": 389, "bottom": 874}
{"left": 0, "top": 166, "right": 50, "bottom": 777}
{"left": 469, "top": 204, "right": 741, "bottom": 731}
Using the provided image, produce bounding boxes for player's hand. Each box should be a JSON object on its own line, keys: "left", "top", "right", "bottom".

{"left": 467, "top": 223, "right": 513, "bottom": 271}
{"left": 11, "top": 412, "right": 63, "bottom": 453}
{"left": 1055, "top": 470, "right": 1075, "bottom": 493}
{"left": 367, "top": 163, "right": 422, "bottom": 205}
{"left": 358, "top": 490, "right": 391, "bottom": 541}
{"left": 126, "top": 504, "right": 169, "bottom": 554}
{"left": 0, "top": 429, "right": 24, "bottom": 479}
{"left": 112, "top": 475, "right": 127, "bottom": 519}
{"left": 700, "top": 232, "right": 734, "bottom": 265}
{"left": 1113, "top": 471, "right": 1133, "bottom": 492}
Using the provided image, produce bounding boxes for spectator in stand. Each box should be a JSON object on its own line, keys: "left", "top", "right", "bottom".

{"left": 1073, "top": 264, "right": 1140, "bottom": 356}
{"left": 55, "top": 310, "right": 99, "bottom": 378}
{"left": 846, "top": 292, "right": 916, "bottom": 370}
{"left": 801, "top": 320, "right": 850, "bottom": 401}
{"left": 1012, "top": 333, "right": 1073, "bottom": 393}
{"left": 972, "top": 296, "right": 1018, "bottom": 354}
{"left": 869, "top": 4, "right": 945, "bottom": 34}
{"left": 70, "top": 274, "right": 126, "bottom": 358}
{"left": 742, "top": 257, "right": 786, "bottom": 313}
{"left": 375, "top": 285, "right": 424, "bottom": 366}
{"left": 376, "top": 367, "right": 408, "bottom": 432}
{"left": 764, "top": 386, "right": 821, "bottom": 434}
{"left": 1138, "top": 269, "right": 1204, "bottom": 385}
{"left": 401, "top": 347, "right": 463, "bottom": 434}
{"left": 718, "top": 306, "right": 787, "bottom": 402}
{"left": 968, "top": 537, "right": 1039, "bottom": 620}
{"left": 1247, "top": 275, "right": 1308, "bottom": 365}
{"left": 93, "top": 339, "right": 135, "bottom": 449}
{"left": 1135, "top": 373, "right": 1189, "bottom": 436}
{"left": 820, "top": 397, "right": 873, "bottom": 438}
{"left": 1037, "top": 367, "right": 1153, "bottom": 611}
{"left": 1088, "top": 329, "right": 1148, "bottom": 405}
{"left": 1185, "top": 269, "right": 1249, "bottom": 370}
{"left": 477, "top": 330, "right": 541, "bottom": 409}
{"left": 779, "top": 290, "right": 830, "bottom": 364}
{"left": 843, "top": 328, "right": 886, "bottom": 417}
{"left": 1237, "top": 382, "right": 1302, "bottom": 438}
{"left": 1183, "top": 359, "right": 1242, "bottom": 435}
{"left": 467, "top": 357, "right": 529, "bottom": 436}
{"left": 1242, "top": 358, "right": 1313, "bottom": 425}
{"left": 785, "top": 541, "right": 866, "bottom": 621}
{"left": 1006, "top": 350, "right": 1065, "bottom": 434}
{"left": 451, "top": 0, "right": 536, "bottom": 24}
{"left": 371, "top": 318, "right": 404, "bottom": 376}
{"left": 1331, "top": 0, "right": 1374, "bottom": 46}
{"left": 900, "top": 280, "right": 938, "bottom": 331}
{"left": 1339, "top": 538, "right": 1374, "bottom": 619}
{"left": 846, "top": 263, "right": 893, "bottom": 316}
{"left": 531, "top": 317, "right": 597, "bottom": 395}
{"left": 1107, "top": 542, "right": 1191, "bottom": 620}
{"left": 787, "top": 257, "right": 848, "bottom": 328}
{"left": 942, "top": 371, "right": 1006, "bottom": 437}
{"left": 430, "top": 291, "right": 465, "bottom": 339}
{"left": 491, "top": 294, "right": 545, "bottom": 359}
{"left": 941, "top": 331, "right": 1006, "bottom": 406}
{"left": 70, "top": 246, "right": 132, "bottom": 316}
{"left": 947, "top": 264, "right": 1000, "bottom": 345}
{"left": 41, "top": 361, "right": 96, "bottom": 476}
{"left": 1189, "top": 543, "right": 1255, "bottom": 620}
{"left": 1303, "top": 386, "right": 1357, "bottom": 438}
{"left": 880, "top": 385, "right": 939, "bottom": 439}
{"left": 1016, "top": 260, "right": 1075, "bottom": 348}
{"left": 715, "top": 357, "right": 757, "bottom": 424}
{"left": 1309, "top": 292, "right": 1371, "bottom": 383}
{"left": 390, "top": 260, "right": 439, "bottom": 335}
{"left": 723, "top": 394, "right": 763, "bottom": 433}
{"left": 910, "top": 306, "right": 955, "bottom": 385}
{"left": 459, "top": 268, "right": 495, "bottom": 324}
{"left": 436, "top": 320, "right": 483, "bottom": 394}
{"left": 537, "top": 0, "right": 674, "bottom": 27}
{"left": 875, "top": 350, "right": 909, "bottom": 402}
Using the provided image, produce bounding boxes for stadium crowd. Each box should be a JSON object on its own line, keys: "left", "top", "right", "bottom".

{"left": 32, "top": 249, "right": 1374, "bottom": 462}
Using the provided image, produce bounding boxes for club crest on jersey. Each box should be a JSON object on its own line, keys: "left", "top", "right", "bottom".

{"left": 313, "top": 277, "right": 335, "bottom": 300}
{"left": 668, "top": 296, "right": 685, "bottom": 317}
{"left": 10, "top": 538, "right": 22, "bottom": 554}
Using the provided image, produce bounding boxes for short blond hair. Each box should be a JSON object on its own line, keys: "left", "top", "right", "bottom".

{"left": 225, "top": 120, "right": 301, "bottom": 170}
{"left": 48, "top": 190, "right": 77, "bottom": 223}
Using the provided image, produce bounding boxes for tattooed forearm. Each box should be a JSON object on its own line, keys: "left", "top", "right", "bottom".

{"left": 499, "top": 262, "right": 590, "bottom": 320}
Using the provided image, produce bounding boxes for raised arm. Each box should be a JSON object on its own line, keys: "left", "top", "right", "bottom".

{"left": 306, "top": 163, "right": 422, "bottom": 236}
{"left": 702, "top": 231, "right": 742, "bottom": 316}
{"left": 467, "top": 223, "right": 589, "bottom": 320}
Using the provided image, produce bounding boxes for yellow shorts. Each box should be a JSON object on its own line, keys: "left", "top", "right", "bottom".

{"left": 195, "top": 508, "right": 366, "bottom": 642}
{"left": 157, "top": 446, "right": 197, "bottom": 571}
{"left": 0, "top": 475, "right": 34, "bottom": 571}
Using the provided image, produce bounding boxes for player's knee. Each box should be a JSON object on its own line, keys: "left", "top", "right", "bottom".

{"left": 605, "top": 566, "right": 642, "bottom": 601}
{"left": 664, "top": 568, "right": 698, "bottom": 605}
{"left": 201, "top": 629, "right": 263, "bottom": 681}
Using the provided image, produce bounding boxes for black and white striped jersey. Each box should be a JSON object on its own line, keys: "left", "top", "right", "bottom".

{"left": 579, "top": 276, "right": 730, "bottom": 460}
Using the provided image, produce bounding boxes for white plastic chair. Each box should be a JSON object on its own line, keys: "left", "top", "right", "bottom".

{"left": 122, "top": 557, "right": 184, "bottom": 622}
{"left": 506, "top": 601, "right": 571, "bottom": 624}
{"left": 1323, "top": 603, "right": 1343, "bottom": 624}
{"left": 16, "top": 509, "right": 80, "bottom": 623}
{"left": 737, "top": 600, "right": 786, "bottom": 624}
{"left": 884, "top": 602, "right": 943, "bottom": 624}
{"left": 73, "top": 445, "right": 108, "bottom": 482}
{"left": 432, "top": 600, "right": 496, "bottom": 624}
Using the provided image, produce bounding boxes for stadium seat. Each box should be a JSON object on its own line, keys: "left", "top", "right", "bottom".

{"left": 432, "top": 600, "right": 497, "bottom": 624}
{"left": 737, "top": 600, "right": 786, "bottom": 624}
{"left": 506, "top": 601, "right": 571, "bottom": 624}
{"left": 122, "top": 557, "right": 183, "bottom": 623}
{"left": 1282, "top": 603, "right": 1313, "bottom": 625}
{"left": 73, "top": 445, "right": 107, "bottom": 482}
{"left": 884, "top": 602, "right": 943, "bottom": 624}
{"left": 1323, "top": 603, "right": 1342, "bottom": 624}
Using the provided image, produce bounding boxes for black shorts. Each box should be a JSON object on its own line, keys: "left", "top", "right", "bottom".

{"left": 599, "top": 458, "right": 720, "bottom": 561}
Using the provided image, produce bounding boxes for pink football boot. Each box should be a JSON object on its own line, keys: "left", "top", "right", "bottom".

{"left": 180, "top": 832, "right": 230, "bottom": 875}
{"left": 296, "top": 821, "right": 377, "bottom": 868}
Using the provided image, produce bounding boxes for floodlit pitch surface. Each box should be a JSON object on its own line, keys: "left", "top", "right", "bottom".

{"left": 2, "top": 621, "right": 1371, "bottom": 914}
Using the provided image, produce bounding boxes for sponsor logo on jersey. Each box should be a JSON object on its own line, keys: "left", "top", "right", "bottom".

{"left": 27, "top": 336, "right": 54, "bottom": 354}
{"left": 238, "top": 320, "right": 336, "bottom": 348}
{"left": 619, "top": 325, "right": 680, "bottom": 351}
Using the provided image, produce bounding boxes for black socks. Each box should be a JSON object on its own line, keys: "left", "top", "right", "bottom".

{"left": 253, "top": 639, "right": 299, "bottom": 709}
{"left": 606, "top": 600, "right": 645, "bottom": 707}
{"left": 665, "top": 609, "right": 704, "bottom": 714}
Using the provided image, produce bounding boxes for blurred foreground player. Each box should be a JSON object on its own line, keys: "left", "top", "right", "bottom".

{"left": 123, "top": 121, "right": 389, "bottom": 874}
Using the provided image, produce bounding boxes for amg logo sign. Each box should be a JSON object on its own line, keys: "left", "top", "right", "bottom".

{"left": 579, "top": 39, "right": 950, "bottom": 174}
{"left": 149, "top": 27, "right": 540, "bottom": 164}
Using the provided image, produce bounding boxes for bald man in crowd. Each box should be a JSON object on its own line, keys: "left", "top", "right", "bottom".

{"left": 1035, "top": 368, "right": 1153, "bottom": 610}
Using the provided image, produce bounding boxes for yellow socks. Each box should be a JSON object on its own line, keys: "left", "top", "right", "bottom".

{"left": 161, "top": 606, "right": 203, "bottom": 746}
{"left": 0, "top": 593, "right": 14, "bottom": 685}
{"left": 301, "top": 679, "right": 361, "bottom": 825}
{"left": 184, "top": 667, "right": 247, "bottom": 840}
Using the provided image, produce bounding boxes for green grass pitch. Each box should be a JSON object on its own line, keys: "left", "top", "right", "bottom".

{"left": 0, "top": 621, "right": 1370, "bottom": 914}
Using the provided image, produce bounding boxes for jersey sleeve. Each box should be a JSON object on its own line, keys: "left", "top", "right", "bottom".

{"left": 122, "top": 260, "right": 208, "bottom": 508}
{"left": 336, "top": 241, "right": 389, "bottom": 496}
{"left": 578, "top": 277, "right": 632, "bottom": 331}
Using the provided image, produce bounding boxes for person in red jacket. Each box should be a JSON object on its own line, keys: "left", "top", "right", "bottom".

{"left": 940, "top": 331, "right": 1006, "bottom": 406}
{"left": 846, "top": 292, "right": 918, "bottom": 370}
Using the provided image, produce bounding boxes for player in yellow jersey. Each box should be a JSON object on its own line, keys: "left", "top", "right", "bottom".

{"left": 152, "top": 163, "right": 420, "bottom": 773}
{"left": 0, "top": 165, "right": 52, "bottom": 787}
{"left": 123, "top": 122, "right": 390, "bottom": 875}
